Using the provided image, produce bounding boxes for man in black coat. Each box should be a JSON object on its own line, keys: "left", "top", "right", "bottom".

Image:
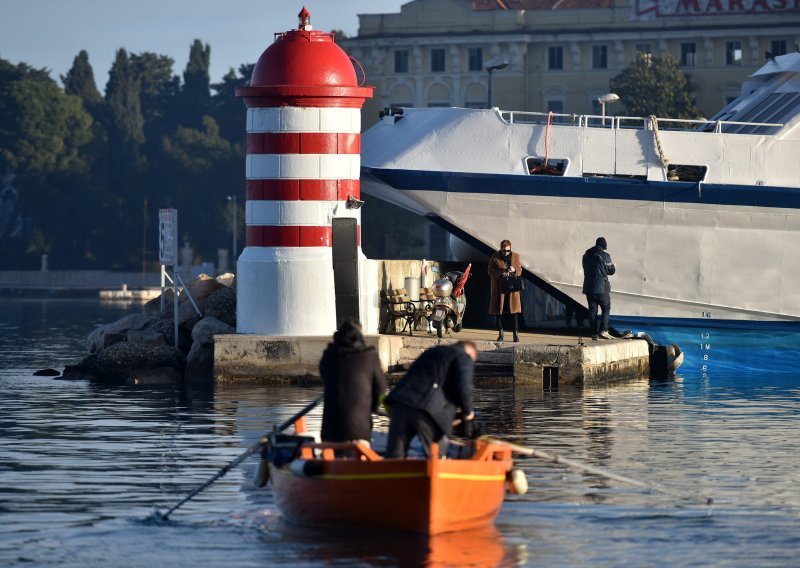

{"left": 384, "top": 341, "right": 478, "bottom": 458}
{"left": 582, "top": 236, "right": 616, "bottom": 340}
{"left": 320, "top": 319, "right": 388, "bottom": 444}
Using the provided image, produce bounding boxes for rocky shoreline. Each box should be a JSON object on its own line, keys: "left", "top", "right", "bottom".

{"left": 59, "top": 273, "right": 236, "bottom": 384}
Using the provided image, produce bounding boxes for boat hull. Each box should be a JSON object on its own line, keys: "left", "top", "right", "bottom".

{"left": 270, "top": 453, "right": 511, "bottom": 535}
{"left": 362, "top": 167, "right": 800, "bottom": 327}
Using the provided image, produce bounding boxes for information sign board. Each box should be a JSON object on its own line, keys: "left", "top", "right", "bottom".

{"left": 159, "top": 209, "right": 178, "bottom": 266}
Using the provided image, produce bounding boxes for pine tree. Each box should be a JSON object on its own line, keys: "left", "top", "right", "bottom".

{"left": 130, "top": 52, "right": 180, "bottom": 160}
{"left": 179, "top": 40, "right": 211, "bottom": 128}
{"left": 609, "top": 53, "right": 701, "bottom": 120}
{"left": 106, "top": 49, "right": 145, "bottom": 150}
{"left": 61, "top": 50, "right": 102, "bottom": 108}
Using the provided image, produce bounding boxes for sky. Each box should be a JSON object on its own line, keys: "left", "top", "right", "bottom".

{"left": 0, "top": 0, "right": 407, "bottom": 87}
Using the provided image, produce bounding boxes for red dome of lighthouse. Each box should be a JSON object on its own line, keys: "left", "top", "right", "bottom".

{"left": 237, "top": 7, "right": 372, "bottom": 108}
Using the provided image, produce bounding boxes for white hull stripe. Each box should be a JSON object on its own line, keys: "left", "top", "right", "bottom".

{"left": 245, "top": 200, "right": 361, "bottom": 226}
{"left": 246, "top": 154, "right": 360, "bottom": 180}
{"left": 247, "top": 107, "right": 361, "bottom": 134}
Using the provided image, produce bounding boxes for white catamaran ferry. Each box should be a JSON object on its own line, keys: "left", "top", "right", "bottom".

{"left": 361, "top": 53, "right": 800, "bottom": 329}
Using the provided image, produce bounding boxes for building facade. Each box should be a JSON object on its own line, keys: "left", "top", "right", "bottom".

{"left": 342, "top": 0, "right": 800, "bottom": 127}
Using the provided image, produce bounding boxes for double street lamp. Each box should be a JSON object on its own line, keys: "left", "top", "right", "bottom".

{"left": 486, "top": 58, "right": 509, "bottom": 109}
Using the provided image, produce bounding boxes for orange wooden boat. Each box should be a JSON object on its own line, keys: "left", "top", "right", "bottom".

{"left": 263, "top": 424, "right": 519, "bottom": 535}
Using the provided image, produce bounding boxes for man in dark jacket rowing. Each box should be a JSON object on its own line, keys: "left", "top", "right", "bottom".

{"left": 385, "top": 341, "right": 479, "bottom": 458}
{"left": 582, "top": 237, "right": 616, "bottom": 340}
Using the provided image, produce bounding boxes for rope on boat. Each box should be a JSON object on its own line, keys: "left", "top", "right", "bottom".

{"left": 649, "top": 115, "right": 670, "bottom": 175}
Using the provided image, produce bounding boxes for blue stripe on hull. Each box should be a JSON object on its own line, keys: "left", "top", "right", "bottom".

{"left": 611, "top": 316, "right": 800, "bottom": 331}
{"left": 364, "top": 167, "right": 800, "bottom": 210}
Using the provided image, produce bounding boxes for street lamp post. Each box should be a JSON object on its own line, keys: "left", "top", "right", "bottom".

{"left": 597, "top": 93, "right": 620, "bottom": 127}
{"left": 485, "top": 58, "right": 509, "bottom": 109}
{"left": 227, "top": 195, "right": 237, "bottom": 266}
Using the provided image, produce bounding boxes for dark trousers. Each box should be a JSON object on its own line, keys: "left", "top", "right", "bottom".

{"left": 585, "top": 292, "right": 610, "bottom": 335}
{"left": 385, "top": 403, "right": 444, "bottom": 458}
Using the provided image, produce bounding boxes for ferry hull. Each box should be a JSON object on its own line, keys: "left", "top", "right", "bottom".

{"left": 362, "top": 167, "right": 800, "bottom": 327}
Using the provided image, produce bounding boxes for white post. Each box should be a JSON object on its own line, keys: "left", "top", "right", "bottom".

{"left": 160, "top": 265, "right": 166, "bottom": 314}
{"left": 173, "top": 266, "right": 179, "bottom": 350}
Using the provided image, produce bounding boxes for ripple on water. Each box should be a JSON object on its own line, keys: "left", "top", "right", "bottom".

{"left": 2, "top": 299, "right": 800, "bottom": 566}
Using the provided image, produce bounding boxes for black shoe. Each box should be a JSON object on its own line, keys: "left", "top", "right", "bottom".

{"left": 513, "top": 332, "right": 519, "bottom": 342}
{"left": 497, "top": 332, "right": 504, "bottom": 341}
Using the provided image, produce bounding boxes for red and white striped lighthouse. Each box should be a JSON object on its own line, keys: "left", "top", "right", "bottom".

{"left": 235, "top": 7, "right": 373, "bottom": 335}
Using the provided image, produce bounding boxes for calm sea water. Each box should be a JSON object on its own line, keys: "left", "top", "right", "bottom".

{"left": 1, "top": 298, "right": 799, "bottom": 567}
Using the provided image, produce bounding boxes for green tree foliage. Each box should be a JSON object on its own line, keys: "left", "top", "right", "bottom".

{"left": 61, "top": 50, "right": 102, "bottom": 108}
{"left": 210, "top": 64, "right": 252, "bottom": 144}
{"left": 131, "top": 52, "right": 179, "bottom": 130}
{"left": 161, "top": 116, "right": 242, "bottom": 256}
{"left": 0, "top": 59, "right": 93, "bottom": 177}
{"left": 105, "top": 49, "right": 145, "bottom": 173}
{"left": 609, "top": 53, "right": 701, "bottom": 120}
{"left": 179, "top": 40, "right": 212, "bottom": 129}
{"left": 0, "top": 57, "right": 98, "bottom": 266}
{"left": 0, "top": 41, "right": 252, "bottom": 270}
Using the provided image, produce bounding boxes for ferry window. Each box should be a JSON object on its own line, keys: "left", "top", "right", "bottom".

{"left": 546, "top": 100, "right": 564, "bottom": 113}
{"left": 548, "top": 47, "right": 564, "bottom": 70}
{"left": 681, "top": 43, "right": 696, "bottom": 67}
{"left": 468, "top": 48, "right": 483, "bottom": 72}
{"left": 770, "top": 40, "right": 787, "bottom": 57}
{"left": 726, "top": 41, "right": 742, "bottom": 66}
{"left": 431, "top": 49, "right": 446, "bottom": 73}
{"left": 394, "top": 50, "right": 409, "bottom": 73}
{"left": 592, "top": 45, "right": 608, "bottom": 69}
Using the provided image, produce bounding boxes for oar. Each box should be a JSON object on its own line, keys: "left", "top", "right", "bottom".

{"left": 158, "top": 395, "right": 323, "bottom": 520}
{"left": 481, "top": 436, "right": 713, "bottom": 505}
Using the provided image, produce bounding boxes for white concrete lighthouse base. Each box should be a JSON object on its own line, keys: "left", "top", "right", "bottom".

{"left": 236, "top": 246, "right": 336, "bottom": 336}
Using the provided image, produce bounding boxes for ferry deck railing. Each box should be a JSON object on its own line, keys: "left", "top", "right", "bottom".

{"left": 499, "top": 110, "right": 783, "bottom": 133}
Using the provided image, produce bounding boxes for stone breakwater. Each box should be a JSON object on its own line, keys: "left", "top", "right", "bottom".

{"left": 61, "top": 273, "right": 236, "bottom": 384}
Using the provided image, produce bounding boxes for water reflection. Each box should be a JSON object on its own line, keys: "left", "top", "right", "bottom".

{"left": 2, "top": 300, "right": 800, "bottom": 566}
{"left": 259, "top": 524, "right": 526, "bottom": 566}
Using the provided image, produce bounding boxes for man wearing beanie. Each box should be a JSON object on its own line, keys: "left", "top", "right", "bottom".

{"left": 582, "top": 237, "right": 616, "bottom": 340}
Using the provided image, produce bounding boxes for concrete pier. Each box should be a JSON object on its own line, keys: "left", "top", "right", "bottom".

{"left": 214, "top": 328, "right": 655, "bottom": 386}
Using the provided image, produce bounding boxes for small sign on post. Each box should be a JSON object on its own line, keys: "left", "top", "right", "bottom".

{"left": 159, "top": 209, "right": 179, "bottom": 349}
{"left": 159, "top": 209, "right": 178, "bottom": 266}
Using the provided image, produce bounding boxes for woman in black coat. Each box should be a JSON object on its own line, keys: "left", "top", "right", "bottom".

{"left": 320, "top": 319, "right": 388, "bottom": 443}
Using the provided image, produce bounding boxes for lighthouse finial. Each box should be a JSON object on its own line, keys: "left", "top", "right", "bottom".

{"left": 298, "top": 7, "right": 312, "bottom": 31}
